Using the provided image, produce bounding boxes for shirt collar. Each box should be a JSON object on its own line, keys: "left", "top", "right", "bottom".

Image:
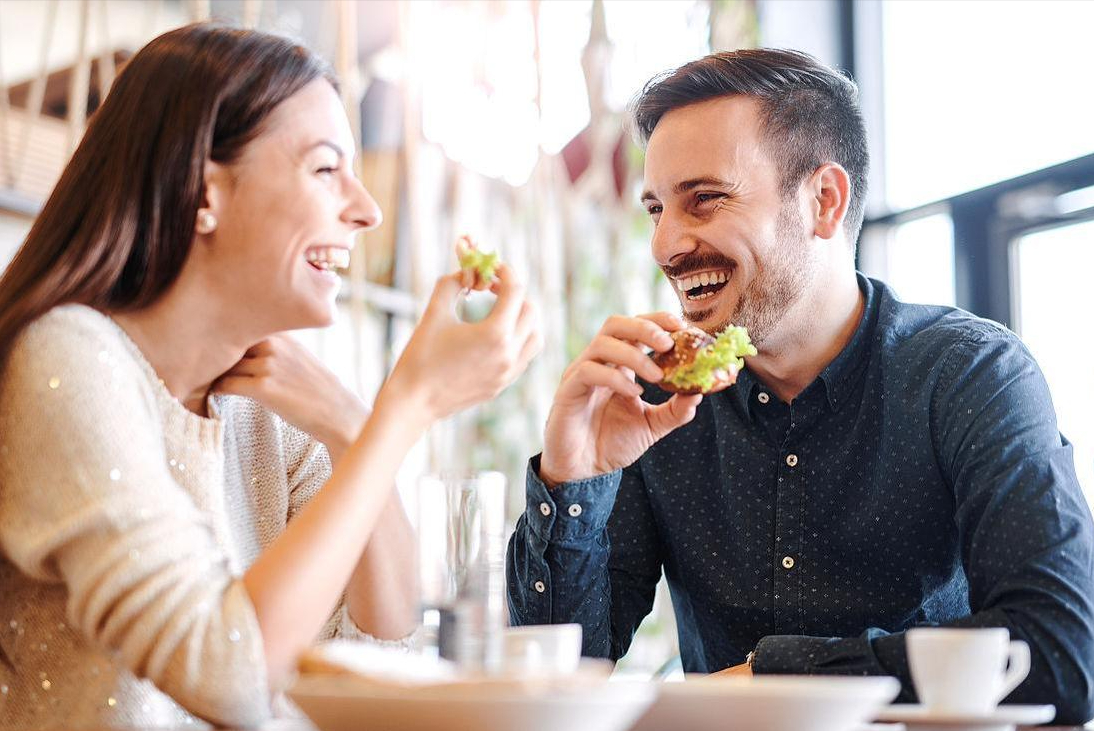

{"left": 723, "top": 272, "right": 879, "bottom": 415}
{"left": 817, "top": 272, "right": 879, "bottom": 411}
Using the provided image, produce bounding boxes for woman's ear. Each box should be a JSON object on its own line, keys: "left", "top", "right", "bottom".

{"left": 195, "top": 160, "right": 230, "bottom": 236}
{"left": 808, "top": 162, "right": 851, "bottom": 241}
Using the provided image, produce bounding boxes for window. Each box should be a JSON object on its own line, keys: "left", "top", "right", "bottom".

{"left": 1012, "top": 218, "right": 1094, "bottom": 500}
{"left": 881, "top": 0, "right": 1094, "bottom": 210}
{"left": 858, "top": 209, "right": 955, "bottom": 308}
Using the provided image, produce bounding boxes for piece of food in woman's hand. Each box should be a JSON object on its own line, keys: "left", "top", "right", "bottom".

{"left": 455, "top": 235, "right": 499, "bottom": 291}
{"left": 653, "top": 324, "right": 757, "bottom": 395}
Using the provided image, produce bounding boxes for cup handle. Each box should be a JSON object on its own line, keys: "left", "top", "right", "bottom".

{"left": 995, "top": 639, "right": 1031, "bottom": 703}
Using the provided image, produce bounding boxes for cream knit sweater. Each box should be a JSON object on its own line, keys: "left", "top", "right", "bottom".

{"left": 0, "top": 305, "right": 375, "bottom": 729}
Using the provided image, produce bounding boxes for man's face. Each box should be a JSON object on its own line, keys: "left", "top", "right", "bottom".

{"left": 641, "top": 95, "right": 816, "bottom": 344}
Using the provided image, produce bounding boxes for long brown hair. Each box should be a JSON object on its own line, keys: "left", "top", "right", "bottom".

{"left": 0, "top": 23, "right": 336, "bottom": 365}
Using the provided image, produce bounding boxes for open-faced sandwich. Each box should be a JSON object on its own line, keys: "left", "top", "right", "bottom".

{"left": 653, "top": 324, "right": 756, "bottom": 395}
{"left": 455, "top": 235, "right": 499, "bottom": 291}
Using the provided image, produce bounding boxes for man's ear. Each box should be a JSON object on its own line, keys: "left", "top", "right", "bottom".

{"left": 808, "top": 162, "right": 851, "bottom": 241}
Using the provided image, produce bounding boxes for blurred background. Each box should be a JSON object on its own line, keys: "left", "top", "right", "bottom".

{"left": 1, "top": 0, "right": 1092, "bottom": 675}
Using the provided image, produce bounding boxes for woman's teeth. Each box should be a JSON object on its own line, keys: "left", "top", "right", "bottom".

{"left": 305, "top": 247, "right": 350, "bottom": 272}
{"left": 675, "top": 270, "right": 730, "bottom": 301}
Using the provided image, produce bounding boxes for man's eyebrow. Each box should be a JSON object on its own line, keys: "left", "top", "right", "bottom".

{"left": 639, "top": 176, "right": 737, "bottom": 204}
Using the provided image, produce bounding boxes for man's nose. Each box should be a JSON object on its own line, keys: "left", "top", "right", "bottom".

{"left": 651, "top": 209, "right": 697, "bottom": 268}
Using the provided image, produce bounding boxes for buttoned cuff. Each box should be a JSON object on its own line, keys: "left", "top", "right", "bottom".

{"left": 524, "top": 455, "right": 621, "bottom": 544}
{"left": 753, "top": 634, "right": 886, "bottom": 676}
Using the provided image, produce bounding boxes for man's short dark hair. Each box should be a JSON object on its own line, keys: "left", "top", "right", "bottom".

{"left": 630, "top": 48, "right": 870, "bottom": 248}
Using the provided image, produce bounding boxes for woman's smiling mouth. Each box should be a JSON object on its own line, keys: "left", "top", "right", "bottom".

{"left": 304, "top": 245, "right": 350, "bottom": 273}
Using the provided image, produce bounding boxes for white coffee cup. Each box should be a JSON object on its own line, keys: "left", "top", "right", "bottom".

{"left": 500, "top": 623, "right": 583, "bottom": 676}
{"left": 906, "top": 627, "right": 1031, "bottom": 714}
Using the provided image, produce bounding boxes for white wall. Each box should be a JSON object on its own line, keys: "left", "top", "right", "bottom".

{"left": 0, "top": 212, "right": 32, "bottom": 272}
{"left": 755, "top": 0, "right": 842, "bottom": 68}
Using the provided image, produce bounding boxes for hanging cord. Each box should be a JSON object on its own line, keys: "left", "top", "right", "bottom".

{"left": 0, "top": 0, "right": 58, "bottom": 190}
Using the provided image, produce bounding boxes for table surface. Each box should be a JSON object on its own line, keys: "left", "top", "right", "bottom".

{"left": 220, "top": 723, "right": 1090, "bottom": 731}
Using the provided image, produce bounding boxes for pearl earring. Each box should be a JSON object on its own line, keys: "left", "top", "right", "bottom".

{"left": 196, "top": 210, "right": 218, "bottom": 234}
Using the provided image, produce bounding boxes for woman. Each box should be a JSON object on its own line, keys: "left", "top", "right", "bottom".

{"left": 0, "top": 23, "right": 540, "bottom": 729}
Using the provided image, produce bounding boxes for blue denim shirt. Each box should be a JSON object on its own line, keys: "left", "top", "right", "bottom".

{"left": 507, "top": 274, "right": 1094, "bottom": 723}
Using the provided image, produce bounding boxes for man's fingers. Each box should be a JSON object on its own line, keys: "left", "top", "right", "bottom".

{"left": 598, "top": 314, "right": 675, "bottom": 352}
{"left": 583, "top": 335, "right": 664, "bottom": 383}
{"left": 636, "top": 312, "right": 687, "bottom": 336}
{"left": 558, "top": 360, "right": 643, "bottom": 400}
{"left": 646, "top": 393, "right": 702, "bottom": 439}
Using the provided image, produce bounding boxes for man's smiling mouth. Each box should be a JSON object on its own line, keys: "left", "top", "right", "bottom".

{"left": 674, "top": 270, "right": 731, "bottom": 301}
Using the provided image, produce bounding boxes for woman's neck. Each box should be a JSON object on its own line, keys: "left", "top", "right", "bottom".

{"left": 111, "top": 286, "right": 256, "bottom": 416}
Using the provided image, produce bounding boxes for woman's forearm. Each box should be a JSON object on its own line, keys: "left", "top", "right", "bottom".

{"left": 323, "top": 405, "right": 419, "bottom": 640}
{"left": 242, "top": 386, "right": 430, "bottom": 687}
{"left": 344, "top": 493, "right": 418, "bottom": 639}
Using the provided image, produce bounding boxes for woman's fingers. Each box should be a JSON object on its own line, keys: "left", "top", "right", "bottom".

{"left": 484, "top": 263, "right": 525, "bottom": 331}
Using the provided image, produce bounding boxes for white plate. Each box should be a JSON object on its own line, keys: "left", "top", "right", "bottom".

{"left": 629, "top": 675, "right": 901, "bottom": 731}
{"left": 288, "top": 673, "right": 656, "bottom": 731}
{"left": 873, "top": 703, "right": 1056, "bottom": 731}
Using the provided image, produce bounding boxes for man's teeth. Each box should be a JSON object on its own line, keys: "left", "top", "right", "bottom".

{"left": 674, "top": 270, "right": 730, "bottom": 300}
{"left": 305, "top": 247, "right": 350, "bottom": 271}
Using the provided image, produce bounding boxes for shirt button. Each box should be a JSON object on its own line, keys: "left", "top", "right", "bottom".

{"left": 539, "top": 502, "right": 551, "bottom": 516}
{"left": 781, "top": 556, "right": 795, "bottom": 569}
{"left": 785, "top": 454, "right": 799, "bottom": 467}
{"left": 533, "top": 580, "right": 546, "bottom": 593}
{"left": 568, "top": 503, "right": 583, "bottom": 517}
{"left": 757, "top": 392, "right": 770, "bottom": 404}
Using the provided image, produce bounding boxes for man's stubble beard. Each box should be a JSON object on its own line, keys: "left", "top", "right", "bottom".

{"left": 686, "top": 199, "right": 816, "bottom": 345}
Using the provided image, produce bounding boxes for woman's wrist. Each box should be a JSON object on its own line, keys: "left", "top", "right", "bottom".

{"left": 322, "top": 399, "right": 370, "bottom": 464}
{"left": 372, "top": 374, "right": 436, "bottom": 440}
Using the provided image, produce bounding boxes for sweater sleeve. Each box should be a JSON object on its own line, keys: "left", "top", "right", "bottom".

{"left": 0, "top": 314, "right": 271, "bottom": 727}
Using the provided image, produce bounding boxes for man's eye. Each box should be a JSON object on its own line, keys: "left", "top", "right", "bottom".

{"left": 696, "top": 193, "right": 721, "bottom": 204}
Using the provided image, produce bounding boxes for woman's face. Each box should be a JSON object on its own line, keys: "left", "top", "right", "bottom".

{"left": 202, "top": 78, "right": 380, "bottom": 334}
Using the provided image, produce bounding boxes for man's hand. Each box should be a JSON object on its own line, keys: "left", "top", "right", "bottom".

{"left": 539, "top": 312, "right": 703, "bottom": 486}
{"left": 713, "top": 662, "right": 753, "bottom": 677}
{"left": 214, "top": 334, "right": 368, "bottom": 457}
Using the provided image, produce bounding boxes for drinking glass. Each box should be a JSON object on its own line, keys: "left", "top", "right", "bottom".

{"left": 416, "top": 471, "right": 507, "bottom": 672}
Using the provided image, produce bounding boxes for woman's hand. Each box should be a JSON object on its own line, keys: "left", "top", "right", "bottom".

{"left": 381, "top": 262, "right": 542, "bottom": 424}
{"left": 213, "top": 335, "right": 369, "bottom": 458}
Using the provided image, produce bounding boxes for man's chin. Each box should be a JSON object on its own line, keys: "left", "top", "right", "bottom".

{"left": 680, "top": 300, "right": 732, "bottom": 335}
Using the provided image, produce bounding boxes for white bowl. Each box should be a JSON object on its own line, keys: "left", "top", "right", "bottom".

{"left": 629, "top": 674, "right": 901, "bottom": 731}
{"left": 289, "top": 672, "right": 656, "bottom": 731}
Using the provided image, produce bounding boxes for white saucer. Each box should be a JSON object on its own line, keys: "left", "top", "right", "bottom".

{"left": 874, "top": 703, "right": 1055, "bottom": 731}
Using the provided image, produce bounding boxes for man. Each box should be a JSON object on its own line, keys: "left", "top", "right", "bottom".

{"left": 506, "top": 48, "right": 1094, "bottom": 722}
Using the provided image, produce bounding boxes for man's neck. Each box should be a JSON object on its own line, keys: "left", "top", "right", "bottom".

{"left": 111, "top": 277, "right": 257, "bottom": 416}
{"left": 746, "top": 267, "right": 865, "bottom": 404}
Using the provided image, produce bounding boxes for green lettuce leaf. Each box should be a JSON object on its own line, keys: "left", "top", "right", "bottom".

{"left": 458, "top": 247, "right": 499, "bottom": 283}
{"left": 664, "top": 325, "right": 757, "bottom": 392}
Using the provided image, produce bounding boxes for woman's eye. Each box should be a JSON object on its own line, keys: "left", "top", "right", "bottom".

{"left": 316, "top": 165, "right": 339, "bottom": 176}
{"left": 646, "top": 204, "right": 662, "bottom": 217}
